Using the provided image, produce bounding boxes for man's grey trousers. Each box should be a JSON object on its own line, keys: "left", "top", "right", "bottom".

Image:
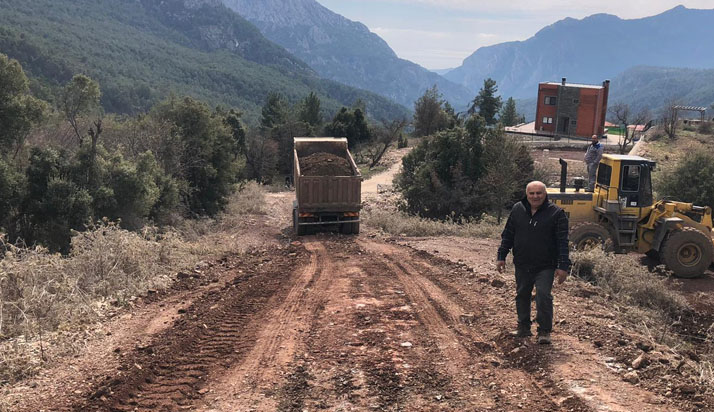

{"left": 515, "top": 267, "right": 555, "bottom": 333}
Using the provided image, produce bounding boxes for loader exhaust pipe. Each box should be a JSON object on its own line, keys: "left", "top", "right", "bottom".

{"left": 559, "top": 158, "right": 567, "bottom": 192}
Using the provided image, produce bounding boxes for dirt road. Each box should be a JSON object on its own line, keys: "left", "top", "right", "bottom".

{"left": 9, "top": 234, "right": 677, "bottom": 412}
{"left": 5, "top": 172, "right": 711, "bottom": 411}
{"left": 11, "top": 232, "right": 702, "bottom": 410}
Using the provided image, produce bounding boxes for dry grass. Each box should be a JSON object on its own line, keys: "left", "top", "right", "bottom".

{"left": 364, "top": 208, "right": 502, "bottom": 239}
{"left": 568, "top": 248, "right": 714, "bottom": 390}
{"left": 0, "top": 182, "right": 270, "bottom": 385}
{"left": 227, "top": 181, "right": 268, "bottom": 216}
{"left": 0, "top": 222, "right": 192, "bottom": 384}
{"left": 176, "top": 181, "right": 269, "bottom": 251}
{"left": 571, "top": 248, "right": 688, "bottom": 320}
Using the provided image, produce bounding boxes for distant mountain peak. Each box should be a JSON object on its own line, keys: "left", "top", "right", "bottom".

{"left": 446, "top": 6, "right": 714, "bottom": 100}
{"left": 223, "top": 0, "right": 472, "bottom": 109}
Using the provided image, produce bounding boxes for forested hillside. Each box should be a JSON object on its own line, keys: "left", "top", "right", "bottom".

{"left": 0, "top": 0, "right": 408, "bottom": 123}
{"left": 609, "top": 66, "right": 714, "bottom": 115}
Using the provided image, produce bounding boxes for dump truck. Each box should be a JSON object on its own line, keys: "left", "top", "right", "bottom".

{"left": 550, "top": 154, "right": 714, "bottom": 277}
{"left": 293, "top": 137, "right": 362, "bottom": 235}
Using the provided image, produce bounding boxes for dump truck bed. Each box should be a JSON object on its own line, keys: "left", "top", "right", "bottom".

{"left": 294, "top": 137, "right": 362, "bottom": 213}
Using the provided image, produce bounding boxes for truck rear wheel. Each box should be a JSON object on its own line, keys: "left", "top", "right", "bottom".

{"left": 569, "top": 222, "right": 614, "bottom": 251}
{"left": 340, "top": 222, "right": 359, "bottom": 235}
{"left": 660, "top": 227, "right": 713, "bottom": 278}
{"left": 294, "top": 208, "right": 307, "bottom": 236}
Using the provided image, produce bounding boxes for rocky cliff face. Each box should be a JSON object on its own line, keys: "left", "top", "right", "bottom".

{"left": 223, "top": 0, "right": 473, "bottom": 110}
{"left": 446, "top": 6, "right": 714, "bottom": 99}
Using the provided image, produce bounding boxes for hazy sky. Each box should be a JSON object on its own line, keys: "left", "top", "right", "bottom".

{"left": 317, "top": 1, "right": 714, "bottom": 70}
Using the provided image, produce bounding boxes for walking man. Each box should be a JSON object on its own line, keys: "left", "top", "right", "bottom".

{"left": 584, "top": 134, "right": 604, "bottom": 192}
{"left": 496, "top": 181, "right": 570, "bottom": 344}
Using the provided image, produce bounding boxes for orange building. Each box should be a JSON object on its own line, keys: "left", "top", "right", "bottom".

{"left": 535, "top": 78, "right": 609, "bottom": 138}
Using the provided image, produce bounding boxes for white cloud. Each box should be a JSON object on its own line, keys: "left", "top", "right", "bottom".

{"left": 371, "top": 27, "right": 453, "bottom": 40}
{"left": 361, "top": 0, "right": 714, "bottom": 18}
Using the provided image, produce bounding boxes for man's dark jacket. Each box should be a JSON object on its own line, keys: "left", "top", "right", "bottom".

{"left": 497, "top": 195, "right": 571, "bottom": 272}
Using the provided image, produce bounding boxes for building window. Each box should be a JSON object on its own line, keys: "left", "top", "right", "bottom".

{"left": 544, "top": 96, "right": 557, "bottom": 105}
{"left": 570, "top": 120, "right": 577, "bottom": 126}
{"left": 573, "top": 99, "right": 580, "bottom": 104}
{"left": 542, "top": 117, "right": 553, "bottom": 124}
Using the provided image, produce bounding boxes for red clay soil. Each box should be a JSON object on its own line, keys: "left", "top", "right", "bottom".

{"left": 4, "top": 191, "right": 714, "bottom": 412}
{"left": 299, "top": 152, "right": 353, "bottom": 176}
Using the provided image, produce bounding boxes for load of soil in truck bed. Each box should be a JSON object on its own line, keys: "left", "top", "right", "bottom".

{"left": 299, "top": 152, "right": 354, "bottom": 176}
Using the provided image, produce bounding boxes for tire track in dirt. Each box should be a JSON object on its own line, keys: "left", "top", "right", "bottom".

{"left": 394, "top": 239, "right": 680, "bottom": 412}
{"left": 272, "top": 239, "right": 478, "bottom": 410}
{"left": 70, "top": 247, "right": 307, "bottom": 412}
{"left": 197, "top": 240, "right": 335, "bottom": 411}
{"left": 359, "top": 239, "right": 585, "bottom": 411}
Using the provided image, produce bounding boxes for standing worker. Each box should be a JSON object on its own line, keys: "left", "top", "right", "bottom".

{"left": 584, "top": 134, "right": 604, "bottom": 192}
{"left": 496, "top": 181, "right": 570, "bottom": 344}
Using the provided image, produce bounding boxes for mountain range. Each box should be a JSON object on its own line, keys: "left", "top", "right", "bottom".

{"left": 1, "top": 1, "right": 712, "bottom": 125}
{"left": 445, "top": 5, "right": 714, "bottom": 100}
{"left": 222, "top": 0, "right": 474, "bottom": 110}
{"left": 0, "top": 0, "right": 408, "bottom": 123}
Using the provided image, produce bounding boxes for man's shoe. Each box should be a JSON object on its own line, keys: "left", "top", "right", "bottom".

{"left": 511, "top": 327, "right": 532, "bottom": 338}
{"left": 537, "top": 332, "right": 551, "bottom": 344}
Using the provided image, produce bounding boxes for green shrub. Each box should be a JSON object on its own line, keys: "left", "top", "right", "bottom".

{"left": 0, "top": 158, "right": 24, "bottom": 233}
{"left": 20, "top": 148, "right": 92, "bottom": 253}
{"left": 396, "top": 126, "right": 485, "bottom": 219}
{"left": 396, "top": 118, "right": 533, "bottom": 221}
{"left": 324, "top": 107, "right": 372, "bottom": 148}
{"left": 153, "top": 97, "right": 240, "bottom": 216}
{"left": 659, "top": 150, "right": 714, "bottom": 209}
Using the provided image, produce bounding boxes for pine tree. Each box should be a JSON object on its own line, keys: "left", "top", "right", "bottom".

{"left": 468, "top": 78, "right": 502, "bottom": 126}
{"left": 260, "top": 92, "right": 287, "bottom": 130}
{"left": 500, "top": 97, "right": 518, "bottom": 126}
{"left": 413, "top": 85, "right": 448, "bottom": 137}
{"left": 299, "top": 92, "right": 322, "bottom": 127}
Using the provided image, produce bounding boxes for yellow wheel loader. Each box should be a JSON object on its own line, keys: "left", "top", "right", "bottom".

{"left": 549, "top": 154, "right": 714, "bottom": 278}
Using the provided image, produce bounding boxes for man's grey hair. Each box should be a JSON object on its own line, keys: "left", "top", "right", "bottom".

{"left": 526, "top": 180, "right": 546, "bottom": 192}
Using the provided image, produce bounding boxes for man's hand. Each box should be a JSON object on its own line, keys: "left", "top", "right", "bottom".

{"left": 555, "top": 269, "right": 568, "bottom": 284}
{"left": 496, "top": 260, "right": 506, "bottom": 273}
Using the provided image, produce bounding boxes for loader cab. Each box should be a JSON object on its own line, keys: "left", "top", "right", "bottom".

{"left": 595, "top": 155, "right": 656, "bottom": 215}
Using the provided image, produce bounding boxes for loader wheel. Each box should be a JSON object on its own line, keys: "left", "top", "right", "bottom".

{"left": 660, "top": 227, "right": 713, "bottom": 278}
{"left": 352, "top": 221, "right": 360, "bottom": 235}
{"left": 569, "top": 222, "right": 614, "bottom": 251}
